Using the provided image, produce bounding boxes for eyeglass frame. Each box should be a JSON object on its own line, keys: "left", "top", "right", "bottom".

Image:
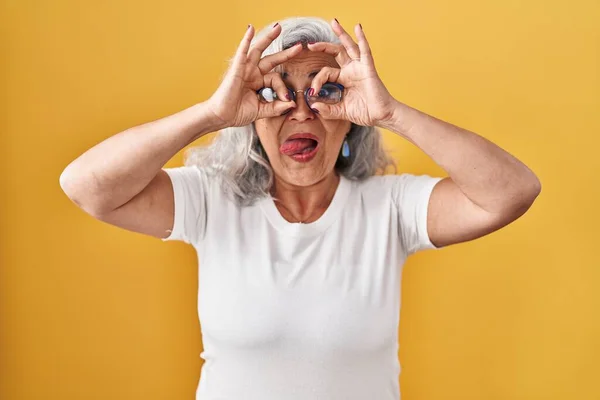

{"left": 256, "top": 82, "right": 345, "bottom": 114}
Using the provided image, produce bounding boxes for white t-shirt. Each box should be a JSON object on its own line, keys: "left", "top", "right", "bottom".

{"left": 162, "top": 166, "right": 442, "bottom": 400}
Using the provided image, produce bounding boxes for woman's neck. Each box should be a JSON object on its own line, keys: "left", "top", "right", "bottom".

{"left": 271, "top": 173, "right": 340, "bottom": 223}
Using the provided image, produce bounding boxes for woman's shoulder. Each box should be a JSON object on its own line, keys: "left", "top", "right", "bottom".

{"left": 346, "top": 174, "right": 401, "bottom": 203}
{"left": 163, "top": 164, "right": 220, "bottom": 186}
{"left": 350, "top": 173, "right": 411, "bottom": 190}
{"left": 349, "top": 173, "right": 443, "bottom": 200}
{"left": 162, "top": 164, "right": 228, "bottom": 203}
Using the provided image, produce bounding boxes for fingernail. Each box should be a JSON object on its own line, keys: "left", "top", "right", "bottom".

{"left": 247, "top": 24, "right": 251, "bottom": 29}
{"left": 285, "top": 93, "right": 290, "bottom": 100}
{"left": 359, "top": 23, "right": 363, "bottom": 29}
{"left": 308, "top": 41, "right": 316, "bottom": 45}
{"left": 311, "top": 107, "right": 320, "bottom": 114}
{"left": 308, "top": 88, "right": 314, "bottom": 96}
{"left": 273, "top": 22, "right": 279, "bottom": 28}
{"left": 334, "top": 18, "right": 339, "bottom": 24}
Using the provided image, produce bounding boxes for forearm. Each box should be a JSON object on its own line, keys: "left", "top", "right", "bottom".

{"left": 381, "top": 100, "right": 541, "bottom": 214}
{"left": 60, "top": 101, "right": 222, "bottom": 213}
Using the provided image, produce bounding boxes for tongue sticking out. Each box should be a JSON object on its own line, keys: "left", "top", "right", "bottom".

{"left": 279, "top": 138, "right": 318, "bottom": 156}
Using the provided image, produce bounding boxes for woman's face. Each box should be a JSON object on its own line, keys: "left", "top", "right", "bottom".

{"left": 254, "top": 50, "right": 351, "bottom": 187}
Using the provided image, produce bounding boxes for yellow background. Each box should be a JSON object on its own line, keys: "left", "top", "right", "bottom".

{"left": 1, "top": 0, "right": 599, "bottom": 399}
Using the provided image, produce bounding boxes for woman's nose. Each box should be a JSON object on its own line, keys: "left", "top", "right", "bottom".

{"left": 288, "top": 89, "right": 316, "bottom": 121}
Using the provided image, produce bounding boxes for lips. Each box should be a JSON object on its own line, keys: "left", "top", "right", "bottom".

{"left": 279, "top": 133, "right": 320, "bottom": 162}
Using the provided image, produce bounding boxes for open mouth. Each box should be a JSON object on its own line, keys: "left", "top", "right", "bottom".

{"left": 279, "top": 134, "right": 320, "bottom": 163}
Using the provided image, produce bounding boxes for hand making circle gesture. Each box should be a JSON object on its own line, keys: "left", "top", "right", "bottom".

{"left": 206, "top": 24, "right": 302, "bottom": 128}
{"left": 306, "top": 19, "right": 397, "bottom": 127}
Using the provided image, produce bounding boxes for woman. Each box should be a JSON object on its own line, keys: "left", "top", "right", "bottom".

{"left": 60, "top": 17, "right": 541, "bottom": 400}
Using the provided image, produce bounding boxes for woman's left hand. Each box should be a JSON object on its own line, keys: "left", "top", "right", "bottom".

{"left": 307, "top": 19, "right": 398, "bottom": 127}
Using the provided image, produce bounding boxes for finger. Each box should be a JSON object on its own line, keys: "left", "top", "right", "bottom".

{"left": 263, "top": 72, "right": 291, "bottom": 102}
{"left": 309, "top": 67, "right": 342, "bottom": 96}
{"left": 354, "top": 23, "right": 374, "bottom": 65}
{"left": 310, "top": 102, "right": 345, "bottom": 120}
{"left": 247, "top": 22, "right": 282, "bottom": 65}
{"left": 257, "top": 42, "right": 303, "bottom": 74}
{"left": 229, "top": 25, "right": 255, "bottom": 76}
{"left": 331, "top": 19, "right": 360, "bottom": 60}
{"left": 257, "top": 99, "right": 297, "bottom": 119}
{"left": 306, "top": 42, "right": 351, "bottom": 66}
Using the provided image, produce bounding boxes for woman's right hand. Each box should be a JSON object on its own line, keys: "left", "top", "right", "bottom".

{"left": 206, "top": 23, "right": 302, "bottom": 129}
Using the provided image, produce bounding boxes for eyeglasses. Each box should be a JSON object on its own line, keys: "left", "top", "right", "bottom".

{"left": 257, "top": 82, "right": 344, "bottom": 111}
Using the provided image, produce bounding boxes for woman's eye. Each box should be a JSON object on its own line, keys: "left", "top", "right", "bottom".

{"left": 260, "top": 88, "right": 276, "bottom": 102}
{"left": 309, "top": 84, "right": 343, "bottom": 104}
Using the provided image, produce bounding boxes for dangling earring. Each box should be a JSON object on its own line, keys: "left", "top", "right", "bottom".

{"left": 342, "top": 139, "right": 350, "bottom": 158}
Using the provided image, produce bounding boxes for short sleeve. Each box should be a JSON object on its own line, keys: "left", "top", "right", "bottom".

{"left": 161, "top": 166, "right": 209, "bottom": 245}
{"left": 391, "top": 174, "right": 444, "bottom": 255}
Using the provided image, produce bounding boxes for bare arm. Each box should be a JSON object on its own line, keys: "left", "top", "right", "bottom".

{"left": 302, "top": 21, "right": 541, "bottom": 248}
{"left": 59, "top": 102, "right": 222, "bottom": 238}
{"left": 381, "top": 100, "right": 542, "bottom": 247}
{"left": 59, "top": 24, "right": 300, "bottom": 239}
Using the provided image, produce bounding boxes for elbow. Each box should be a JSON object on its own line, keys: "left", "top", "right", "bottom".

{"left": 59, "top": 165, "right": 86, "bottom": 204}
{"left": 526, "top": 175, "right": 542, "bottom": 204}
{"left": 59, "top": 168, "right": 111, "bottom": 217}
{"left": 60, "top": 168, "right": 87, "bottom": 210}
{"left": 511, "top": 176, "right": 542, "bottom": 217}
{"left": 59, "top": 167, "right": 78, "bottom": 202}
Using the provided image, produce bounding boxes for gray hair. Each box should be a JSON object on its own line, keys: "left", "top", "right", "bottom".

{"left": 184, "top": 16, "right": 395, "bottom": 206}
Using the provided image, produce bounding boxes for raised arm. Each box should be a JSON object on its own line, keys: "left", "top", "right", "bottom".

{"left": 59, "top": 23, "right": 301, "bottom": 239}
{"left": 307, "top": 19, "right": 540, "bottom": 248}
{"left": 59, "top": 102, "right": 222, "bottom": 238}
{"left": 381, "top": 101, "right": 541, "bottom": 247}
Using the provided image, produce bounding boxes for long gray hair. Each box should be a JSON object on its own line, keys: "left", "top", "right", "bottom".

{"left": 184, "top": 16, "right": 395, "bottom": 206}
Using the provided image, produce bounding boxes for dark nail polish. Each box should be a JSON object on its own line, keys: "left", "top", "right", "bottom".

{"left": 285, "top": 93, "right": 290, "bottom": 100}
{"left": 334, "top": 18, "right": 339, "bottom": 24}
{"left": 273, "top": 22, "right": 279, "bottom": 28}
{"left": 359, "top": 23, "right": 362, "bottom": 29}
{"left": 311, "top": 108, "right": 320, "bottom": 114}
{"left": 308, "top": 88, "right": 314, "bottom": 96}
{"left": 308, "top": 41, "right": 316, "bottom": 44}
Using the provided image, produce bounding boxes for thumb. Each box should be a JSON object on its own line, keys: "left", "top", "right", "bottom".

{"left": 310, "top": 102, "right": 344, "bottom": 120}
